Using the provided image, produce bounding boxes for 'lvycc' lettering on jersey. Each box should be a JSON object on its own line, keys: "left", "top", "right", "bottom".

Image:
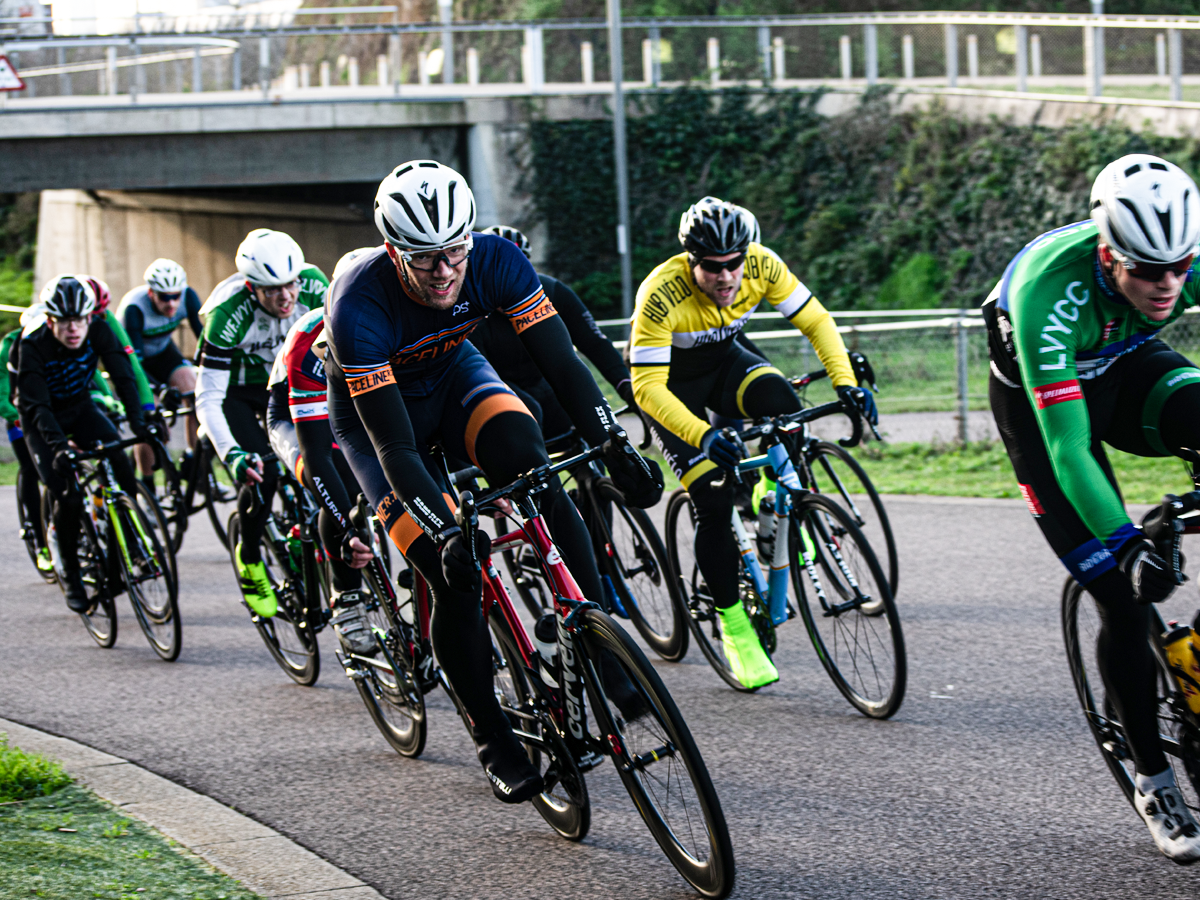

{"left": 346, "top": 365, "right": 396, "bottom": 396}
{"left": 1033, "top": 379, "right": 1083, "bottom": 408}
{"left": 1038, "top": 282, "right": 1089, "bottom": 371}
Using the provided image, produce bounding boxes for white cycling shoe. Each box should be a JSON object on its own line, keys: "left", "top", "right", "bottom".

{"left": 331, "top": 590, "right": 375, "bottom": 655}
{"left": 1135, "top": 781, "right": 1200, "bottom": 865}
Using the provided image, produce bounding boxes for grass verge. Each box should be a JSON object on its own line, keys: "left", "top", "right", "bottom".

{"left": 0, "top": 735, "right": 262, "bottom": 900}
{"left": 852, "top": 440, "right": 1196, "bottom": 505}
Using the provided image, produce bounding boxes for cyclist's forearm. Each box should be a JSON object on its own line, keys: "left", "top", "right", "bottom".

{"left": 792, "top": 299, "right": 855, "bottom": 387}
{"left": 516, "top": 314, "right": 615, "bottom": 447}
{"left": 632, "top": 366, "right": 709, "bottom": 447}
{"left": 195, "top": 365, "right": 239, "bottom": 459}
{"left": 352, "top": 383, "right": 458, "bottom": 542}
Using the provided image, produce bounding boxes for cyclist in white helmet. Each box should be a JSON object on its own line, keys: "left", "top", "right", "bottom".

{"left": 985, "top": 154, "right": 1200, "bottom": 863}
{"left": 196, "top": 229, "right": 329, "bottom": 619}
{"left": 118, "top": 258, "right": 203, "bottom": 492}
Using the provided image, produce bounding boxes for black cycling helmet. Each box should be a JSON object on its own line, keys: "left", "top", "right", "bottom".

{"left": 482, "top": 224, "right": 532, "bottom": 259}
{"left": 40, "top": 275, "right": 97, "bottom": 320}
{"left": 678, "top": 196, "right": 754, "bottom": 257}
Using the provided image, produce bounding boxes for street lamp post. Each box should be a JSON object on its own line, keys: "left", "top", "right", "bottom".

{"left": 607, "top": 0, "right": 633, "bottom": 324}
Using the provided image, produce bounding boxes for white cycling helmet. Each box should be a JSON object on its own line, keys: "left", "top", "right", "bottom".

{"left": 374, "top": 160, "right": 476, "bottom": 251}
{"left": 144, "top": 258, "right": 187, "bottom": 294}
{"left": 1091, "top": 154, "right": 1200, "bottom": 265}
{"left": 332, "top": 246, "right": 377, "bottom": 281}
{"left": 236, "top": 229, "right": 306, "bottom": 287}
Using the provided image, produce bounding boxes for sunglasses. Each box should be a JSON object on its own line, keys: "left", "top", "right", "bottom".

{"left": 1121, "top": 254, "right": 1195, "bottom": 282}
{"left": 404, "top": 242, "right": 471, "bottom": 272}
{"left": 694, "top": 253, "right": 746, "bottom": 274}
{"left": 155, "top": 292, "right": 182, "bottom": 302}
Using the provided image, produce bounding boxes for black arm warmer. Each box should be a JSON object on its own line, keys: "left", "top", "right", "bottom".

{"left": 545, "top": 277, "right": 630, "bottom": 391}
{"left": 295, "top": 415, "right": 354, "bottom": 531}
{"left": 352, "top": 382, "right": 459, "bottom": 542}
{"left": 185, "top": 289, "right": 203, "bottom": 339}
{"left": 516, "top": 313, "right": 614, "bottom": 448}
{"left": 122, "top": 305, "right": 145, "bottom": 358}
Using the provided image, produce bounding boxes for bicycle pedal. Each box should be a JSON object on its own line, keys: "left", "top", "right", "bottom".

{"left": 576, "top": 750, "right": 604, "bottom": 771}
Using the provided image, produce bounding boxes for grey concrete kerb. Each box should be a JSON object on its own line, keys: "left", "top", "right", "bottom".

{"left": 0, "top": 717, "right": 385, "bottom": 900}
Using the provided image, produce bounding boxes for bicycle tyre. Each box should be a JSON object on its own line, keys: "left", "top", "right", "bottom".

{"left": 155, "top": 448, "right": 189, "bottom": 553}
{"left": 594, "top": 478, "right": 688, "bottom": 662}
{"left": 115, "top": 494, "right": 181, "bottom": 662}
{"left": 578, "top": 609, "right": 734, "bottom": 898}
{"left": 18, "top": 469, "right": 55, "bottom": 584}
{"left": 353, "top": 562, "right": 427, "bottom": 758}
{"left": 227, "top": 512, "right": 320, "bottom": 686}
{"left": 134, "top": 482, "right": 179, "bottom": 593}
{"left": 808, "top": 441, "right": 898, "bottom": 603}
{"left": 790, "top": 493, "right": 906, "bottom": 718}
{"left": 201, "top": 439, "right": 231, "bottom": 550}
{"left": 74, "top": 508, "right": 118, "bottom": 649}
{"left": 663, "top": 489, "right": 760, "bottom": 693}
{"left": 489, "top": 607, "right": 590, "bottom": 842}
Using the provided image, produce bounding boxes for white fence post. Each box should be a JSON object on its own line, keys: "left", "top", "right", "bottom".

{"left": 319, "top": 59, "right": 331, "bottom": 87}
{"left": 581, "top": 41, "right": 594, "bottom": 83}
{"left": 419, "top": 49, "right": 430, "bottom": 85}
{"left": 1015, "top": 24, "right": 1027, "bottom": 92}
{"left": 957, "top": 312, "right": 970, "bottom": 444}
{"left": 902, "top": 33, "right": 914, "bottom": 80}
{"left": 1031, "top": 33, "right": 1042, "bottom": 77}
{"left": 1157, "top": 33, "right": 1167, "bottom": 77}
{"left": 642, "top": 38, "right": 652, "bottom": 84}
{"left": 376, "top": 54, "right": 388, "bottom": 86}
{"left": 966, "top": 33, "right": 978, "bottom": 79}
{"left": 106, "top": 45, "right": 118, "bottom": 95}
{"left": 523, "top": 27, "right": 544, "bottom": 90}
{"left": 758, "top": 25, "right": 771, "bottom": 82}
{"left": 389, "top": 34, "right": 401, "bottom": 92}
{"left": 193, "top": 47, "right": 203, "bottom": 92}
{"left": 348, "top": 56, "right": 359, "bottom": 86}
{"left": 259, "top": 35, "right": 270, "bottom": 97}
{"left": 945, "top": 23, "right": 958, "bottom": 86}
{"left": 864, "top": 23, "right": 877, "bottom": 85}
{"left": 1170, "top": 28, "right": 1183, "bottom": 102}
{"left": 438, "top": 0, "right": 454, "bottom": 84}
{"left": 773, "top": 36, "right": 784, "bottom": 83}
{"left": 839, "top": 35, "right": 851, "bottom": 80}
{"left": 300, "top": 62, "right": 310, "bottom": 88}
{"left": 650, "top": 25, "right": 663, "bottom": 85}
{"left": 707, "top": 36, "right": 720, "bottom": 85}
{"left": 466, "top": 47, "right": 479, "bottom": 85}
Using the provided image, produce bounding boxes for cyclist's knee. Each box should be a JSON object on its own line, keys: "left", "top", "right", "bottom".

{"left": 740, "top": 371, "right": 800, "bottom": 418}
{"left": 688, "top": 468, "right": 735, "bottom": 519}
{"left": 473, "top": 410, "right": 548, "bottom": 484}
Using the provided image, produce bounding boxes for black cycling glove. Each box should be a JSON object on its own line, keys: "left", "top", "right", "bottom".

{"left": 1118, "top": 537, "right": 1178, "bottom": 605}
{"left": 602, "top": 436, "right": 664, "bottom": 509}
{"left": 440, "top": 529, "right": 493, "bottom": 594}
{"left": 52, "top": 447, "right": 76, "bottom": 479}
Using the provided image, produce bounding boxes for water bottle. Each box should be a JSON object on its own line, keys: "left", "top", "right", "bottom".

{"left": 534, "top": 613, "right": 559, "bottom": 688}
{"left": 1163, "top": 623, "right": 1200, "bottom": 715}
{"left": 286, "top": 524, "right": 304, "bottom": 570}
{"left": 755, "top": 490, "right": 777, "bottom": 562}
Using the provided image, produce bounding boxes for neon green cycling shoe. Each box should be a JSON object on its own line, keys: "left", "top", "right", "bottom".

{"left": 235, "top": 542, "right": 277, "bottom": 618}
{"left": 718, "top": 602, "right": 779, "bottom": 689}
{"left": 751, "top": 472, "right": 776, "bottom": 516}
{"left": 35, "top": 546, "right": 55, "bottom": 574}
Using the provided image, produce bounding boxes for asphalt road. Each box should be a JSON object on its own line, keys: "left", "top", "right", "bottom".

{"left": 2, "top": 488, "right": 1199, "bottom": 899}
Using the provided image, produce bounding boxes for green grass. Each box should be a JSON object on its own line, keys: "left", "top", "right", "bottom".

{"left": 0, "top": 736, "right": 262, "bottom": 900}
{"left": 852, "top": 440, "right": 1196, "bottom": 505}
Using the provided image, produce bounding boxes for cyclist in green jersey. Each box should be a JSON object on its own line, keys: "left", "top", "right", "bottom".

{"left": 986, "top": 154, "right": 1200, "bottom": 863}
{"left": 195, "top": 229, "right": 329, "bottom": 617}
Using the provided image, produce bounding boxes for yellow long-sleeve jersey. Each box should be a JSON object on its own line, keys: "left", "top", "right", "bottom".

{"left": 629, "top": 244, "right": 854, "bottom": 448}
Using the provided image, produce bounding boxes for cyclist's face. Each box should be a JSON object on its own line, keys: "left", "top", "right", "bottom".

{"left": 150, "top": 289, "right": 181, "bottom": 318}
{"left": 386, "top": 243, "right": 468, "bottom": 310}
{"left": 692, "top": 252, "right": 744, "bottom": 308}
{"left": 253, "top": 280, "right": 300, "bottom": 318}
{"left": 48, "top": 315, "right": 89, "bottom": 349}
{"left": 1103, "top": 244, "right": 1187, "bottom": 321}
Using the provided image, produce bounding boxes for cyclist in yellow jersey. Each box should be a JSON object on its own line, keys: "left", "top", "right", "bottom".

{"left": 630, "top": 197, "right": 876, "bottom": 688}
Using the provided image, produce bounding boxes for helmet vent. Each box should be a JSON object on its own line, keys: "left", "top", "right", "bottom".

{"left": 1125, "top": 164, "right": 1142, "bottom": 177}
{"left": 418, "top": 191, "right": 440, "bottom": 230}
{"left": 1151, "top": 162, "right": 1169, "bottom": 171}
{"left": 1118, "top": 197, "right": 1158, "bottom": 250}
{"left": 1157, "top": 208, "right": 1173, "bottom": 245}
{"left": 446, "top": 182, "right": 456, "bottom": 231}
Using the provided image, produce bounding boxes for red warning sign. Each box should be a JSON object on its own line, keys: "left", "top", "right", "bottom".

{"left": 0, "top": 55, "right": 26, "bottom": 92}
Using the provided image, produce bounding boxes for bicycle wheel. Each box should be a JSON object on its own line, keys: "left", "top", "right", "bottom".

{"left": 1062, "top": 578, "right": 1200, "bottom": 812}
{"left": 352, "top": 563, "right": 427, "bottom": 758}
{"left": 806, "top": 441, "right": 898, "bottom": 603}
{"left": 227, "top": 512, "right": 320, "bottom": 685}
{"left": 578, "top": 609, "right": 734, "bottom": 898}
{"left": 488, "top": 606, "right": 590, "bottom": 842}
{"left": 154, "top": 450, "right": 188, "bottom": 553}
{"left": 664, "top": 489, "right": 765, "bottom": 693}
{"left": 134, "top": 482, "right": 179, "bottom": 593}
{"left": 594, "top": 478, "right": 688, "bottom": 662}
{"left": 74, "top": 511, "right": 117, "bottom": 649}
{"left": 18, "top": 470, "right": 55, "bottom": 584}
{"left": 201, "top": 439, "right": 231, "bottom": 550}
{"left": 790, "top": 493, "right": 906, "bottom": 718}
{"left": 114, "top": 494, "right": 181, "bottom": 662}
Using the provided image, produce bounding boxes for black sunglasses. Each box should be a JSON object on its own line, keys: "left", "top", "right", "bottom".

{"left": 1124, "top": 254, "right": 1195, "bottom": 282}
{"left": 694, "top": 253, "right": 746, "bottom": 274}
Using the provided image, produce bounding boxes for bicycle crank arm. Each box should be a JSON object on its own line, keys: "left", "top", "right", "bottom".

{"left": 823, "top": 595, "right": 874, "bottom": 616}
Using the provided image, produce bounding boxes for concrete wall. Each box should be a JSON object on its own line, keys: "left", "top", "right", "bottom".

{"left": 36, "top": 189, "right": 378, "bottom": 355}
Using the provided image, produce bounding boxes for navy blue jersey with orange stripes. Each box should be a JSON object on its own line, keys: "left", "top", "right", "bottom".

{"left": 324, "top": 235, "right": 554, "bottom": 398}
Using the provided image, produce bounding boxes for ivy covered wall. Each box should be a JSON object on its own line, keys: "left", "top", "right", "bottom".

{"left": 527, "top": 87, "right": 1200, "bottom": 314}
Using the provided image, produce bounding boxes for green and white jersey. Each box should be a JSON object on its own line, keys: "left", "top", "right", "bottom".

{"left": 985, "top": 219, "right": 1200, "bottom": 548}
{"left": 195, "top": 265, "right": 329, "bottom": 459}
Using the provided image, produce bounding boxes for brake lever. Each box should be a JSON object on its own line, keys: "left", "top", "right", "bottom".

{"left": 456, "top": 490, "right": 480, "bottom": 571}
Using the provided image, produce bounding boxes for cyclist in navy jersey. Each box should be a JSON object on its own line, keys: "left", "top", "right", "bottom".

{"left": 324, "top": 160, "right": 662, "bottom": 806}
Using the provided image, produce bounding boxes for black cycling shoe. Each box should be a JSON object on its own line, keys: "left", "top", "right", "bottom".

{"left": 600, "top": 649, "right": 651, "bottom": 723}
{"left": 63, "top": 571, "right": 90, "bottom": 613}
{"left": 475, "top": 726, "right": 543, "bottom": 804}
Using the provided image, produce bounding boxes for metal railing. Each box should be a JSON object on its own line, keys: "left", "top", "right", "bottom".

{"left": 5, "top": 10, "right": 1200, "bottom": 104}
